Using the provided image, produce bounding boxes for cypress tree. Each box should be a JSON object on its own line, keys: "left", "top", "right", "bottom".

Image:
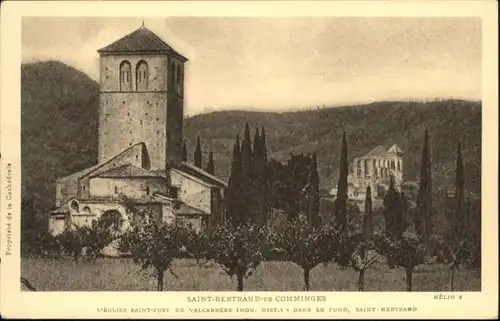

{"left": 181, "top": 141, "right": 187, "bottom": 162}
{"left": 395, "top": 192, "right": 408, "bottom": 238}
{"left": 226, "top": 135, "right": 242, "bottom": 225}
{"left": 416, "top": 129, "right": 433, "bottom": 252}
{"left": 241, "top": 123, "right": 253, "bottom": 180}
{"left": 364, "top": 185, "right": 373, "bottom": 241}
{"left": 194, "top": 136, "right": 202, "bottom": 168}
{"left": 308, "top": 152, "right": 320, "bottom": 227}
{"left": 252, "top": 127, "right": 263, "bottom": 178}
{"left": 261, "top": 127, "right": 268, "bottom": 164}
{"left": 335, "top": 132, "right": 349, "bottom": 231}
{"left": 206, "top": 147, "right": 215, "bottom": 175}
{"left": 260, "top": 127, "right": 269, "bottom": 224}
{"left": 384, "top": 175, "right": 399, "bottom": 239}
{"left": 239, "top": 124, "right": 253, "bottom": 223}
{"left": 251, "top": 127, "right": 267, "bottom": 225}
{"left": 452, "top": 142, "right": 466, "bottom": 241}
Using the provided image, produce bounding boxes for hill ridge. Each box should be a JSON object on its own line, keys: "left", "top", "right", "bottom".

{"left": 21, "top": 60, "right": 481, "bottom": 217}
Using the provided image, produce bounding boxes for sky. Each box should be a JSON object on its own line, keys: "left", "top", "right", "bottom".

{"left": 22, "top": 17, "right": 481, "bottom": 116}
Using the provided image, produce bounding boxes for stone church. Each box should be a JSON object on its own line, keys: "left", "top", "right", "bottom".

{"left": 49, "top": 25, "right": 226, "bottom": 235}
{"left": 346, "top": 144, "right": 404, "bottom": 199}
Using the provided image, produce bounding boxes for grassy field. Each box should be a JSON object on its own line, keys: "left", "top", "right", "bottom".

{"left": 21, "top": 258, "right": 481, "bottom": 292}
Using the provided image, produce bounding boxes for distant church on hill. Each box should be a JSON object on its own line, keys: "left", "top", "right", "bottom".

{"left": 49, "top": 25, "right": 226, "bottom": 235}
{"left": 330, "top": 144, "right": 405, "bottom": 201}
{"left": 348, "top": 144, "right": 404, "bottom": 199}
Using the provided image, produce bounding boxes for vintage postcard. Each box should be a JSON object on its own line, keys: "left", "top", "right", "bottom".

{"left": 1, "top": 0, "right": 498, "bottom": 319}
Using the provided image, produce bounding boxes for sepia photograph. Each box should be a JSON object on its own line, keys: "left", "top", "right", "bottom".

{"left": 1, "top": 1, "right": 498, "bottom": 319}
{"left": 19, "top": 15, "right": 483, "bottom": 292}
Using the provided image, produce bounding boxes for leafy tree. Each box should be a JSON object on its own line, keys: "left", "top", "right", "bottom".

{"left": 328, "top": 187, "right": 381, "bottom": 291}
{"left": 83, "top": 219, "right": 116, "bottom": 260}
{"left": 58, "top": 227, "right": 85, "bottom": 261}
{"left": 272, "top": 214, "right": 338, "bottom": 291}
{"left": 206, "top": 147, "right": 214, "bottom": 175}
{"left": 351, "top": 186, "right": 380, "bottom": 291}
{"left": 194, "top": 136, "right": 202, "bottom": 168}
{"left": 21, "top": 192, "right": 50, "bottom": 257}
{"left": 35, "top": 230, "right": 63, "bottom": 259}
{"left": 335, "top": 132, "right": 349, "bottom": 230}
{"left": 376, "top": 172, "right": 429, "bottom": 292}
{"left": 416, "top": 129, "right": 433, "bottom": 254}
{"left": 185, "top": 227, "right": 208, "bottom": 265}
{"left": 58, "top": 219, "right": 115, "bottom": 261}
{"left": 375, "top": 232, "right": 427, "bottom": 291}
{"left": 118, "top": 220, "right": 192, "bottom": 291}
{"left": 202, "top": 221, "right": 267, "bottom": 291}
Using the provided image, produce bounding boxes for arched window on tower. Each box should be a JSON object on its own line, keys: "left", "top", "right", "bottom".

{"left": 120, "top": 61, "right": 132, "bottom": 92}
{"left": 136, "top": 60, "right": 148, "bottom": 92}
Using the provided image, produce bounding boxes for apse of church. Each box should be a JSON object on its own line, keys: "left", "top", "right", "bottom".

{"left": 348, "top": 144, "right": 404, "bottom": 197}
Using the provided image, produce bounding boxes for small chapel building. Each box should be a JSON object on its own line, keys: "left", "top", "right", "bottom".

{"left": 48, "top": 25, "right": 226, "bottom": 235}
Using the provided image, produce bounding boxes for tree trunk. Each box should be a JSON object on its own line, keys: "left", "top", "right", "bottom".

{"left": 358, "top": 269, "right": 365, "bottom": 291}
{"left": 449, "top": 265, "right": 456, "bottom": 291}
{"left": 237, "top": 273, "right": 244, "bottom": 292}
{"left": 157, "top": 269, "right": 164, "bottom": 291}
{"left": 303, "top": 268, "right": 310, "bottom": 291}
{"left": 405, "top": 268, "right": 413, "bottom": 292}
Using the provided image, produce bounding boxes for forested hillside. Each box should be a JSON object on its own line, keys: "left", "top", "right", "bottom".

{"left": 21, "top": 61, "right": 481, "bottom": 218}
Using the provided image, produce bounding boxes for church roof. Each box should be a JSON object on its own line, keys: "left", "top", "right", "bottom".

{"left": 387, "top": 144, "right": 404, "bottom": 155}
{"left": 50, "top": 203, "right": 69, "bottom": 215}
{"left": 90, "top": 164, "right": 168, "bottom": 179}
{"left": 97, "top": 26, "right": 188, "bottom": 61}
{"left": 364, "top": 144, "right": 404, "bottom": 158}
{"left": 365, "top": 145, "right": 389, "bottom": 157}
{"left": 176, "top": 162, "right": 227, "bottom": 188}
{"left": 56, "top": 142, "right": 148, "bottom": 182}
{"left": 175, "top": 203, "right": 209, "bottom": 216}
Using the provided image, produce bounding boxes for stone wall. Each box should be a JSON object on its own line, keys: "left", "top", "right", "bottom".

{"left": 88, "top": 177, "right": 169, "bottom": 199}
{"left": 170, "top": 169, "right": 211, "bottom": 214}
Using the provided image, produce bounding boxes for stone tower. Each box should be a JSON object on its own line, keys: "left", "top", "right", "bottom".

{"left": 97, "top": 25, "right": 187, "bottom": 170}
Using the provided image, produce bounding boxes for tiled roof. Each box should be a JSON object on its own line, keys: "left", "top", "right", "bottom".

{"left": 77, "top": 194, "right": 172, "bottom": 205}
{"left": 56, "top": 163, "right": 101, "bottom": 182}
{"left": 387, "top": 144, "right": 404, "bottom": 155}
{"left": 363, "top": 144, "right": 403, "bottom": 158}
{"left": 57, "top": 142, "right": 148, "bottom": 182}
{"left": 90, "top": 164, "right": 168, "bottom": 179}
{"left": 177, "top": 162, "right": 227, "bottom": 188}
{"left": 97, "top": 26, "right": 187, "bottom": 61}
{"left": 365, "top": 145, "right": 389, "bottom": 157}
{"left": 50, "top": 203, "right": 69, "bottom": 214}
{"left": 175, "top": 203, "right": 209, "bottom": 216}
